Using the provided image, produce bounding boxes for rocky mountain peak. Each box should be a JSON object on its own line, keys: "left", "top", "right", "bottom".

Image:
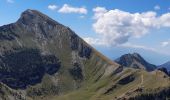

{"left": 132, "top": 52, "right": 141, "bottom": 58}
{"left": 115, "top": 53, "right": 157, "bottom": 71}
{"left": 14, "top": 9, "right": 69, "bottom": 39}
{"left": 123, "top": 53, "right": 142, "bottom": 59}
{"left": 17, "top": 9, "right": 58, "bottom": 25}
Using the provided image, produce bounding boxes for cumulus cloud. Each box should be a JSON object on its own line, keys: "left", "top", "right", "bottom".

{"left": 58, "top": 4, "right": 87, "bottom": 14}
{"left": 48, "top": 5, "right": 58, "bottom": 11}
{"left": 89, "top": 7, "right": 170, "bottom": 46}
{"left": 93, "top": 7, "right": 107, "bottom": 19}
{"left": 159, "top": 13, "right": 170, "bottom": 27}
{"left": 154, "top": 5, "right": 160, "bottom": 10}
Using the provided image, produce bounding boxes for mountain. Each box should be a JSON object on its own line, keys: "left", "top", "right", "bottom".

{"left": 115, "top": 53, "right": 157, "bottom": 71}
{"left": 159, "top": 61, "right": 170, "bottom": 71}
{"left": 157, "top": 67, "right": 170, "bottom": 76}
{"left": 0, "top": 9, "right": 169, "bottom": 100}
{"left": 0, "top": 9, "right": 120, "bottom": 100}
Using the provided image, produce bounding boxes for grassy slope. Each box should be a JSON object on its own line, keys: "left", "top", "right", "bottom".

{"left": 50, "top": 69, "right": 170, "bottom": 100}
{"left": 1, "top": 34, "right": 170, "bottom": 100}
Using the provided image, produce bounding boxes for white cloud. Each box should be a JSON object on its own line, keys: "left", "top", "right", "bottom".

{"left": 48, "top": 5, "right": 58, "bottom": 11}
{"left": 6, "top": 0, "right": 14, "bottom": 3}
{"left": 161, "top": 40, "right": 170, "bottom": 47}
{"left": 154, "top": 5, "right": 160, "bottom": 10}
{"left": 161, "top": 41, "right": 169, "bottom": 47}
{"left": 93, "top": 7, "right": 107, "bottom": 19}
{"left": 84, "top": 37, "right": 170, "bottom": 55}
{"left": 91, "top": 7, "right": 170, "bottom": 46}
{"left": 159, "top": 13, "right": 170, "bottom": 27}
{"left": 84, "top": 37, "right": 107, "bottom": 46}
{"left": 58, "top": 4, "right": 87, "bottom": 14}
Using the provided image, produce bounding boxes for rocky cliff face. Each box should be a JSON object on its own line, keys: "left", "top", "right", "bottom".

{"left": 115, "top": 53, "right": 157, "bottom": 71}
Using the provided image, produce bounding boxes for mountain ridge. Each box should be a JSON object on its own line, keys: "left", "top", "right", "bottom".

{"left": 159, "top": 61, "right": 170, "bottom": 71}
{"left": 0, "top": 9, "right": 169, "bottom": 100}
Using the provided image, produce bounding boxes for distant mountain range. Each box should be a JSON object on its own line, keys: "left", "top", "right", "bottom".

{"left": 159, "top": 61, "right": 170, "bottom": 71}
{"left": 115, "top": 53, "right": 157, "bottom": 71}
{"left": 157, "top": 67, "right": 170, "bottom": 76}
{"left": 115, "top": 53, "right": 170, "bottom": 76}
{"left": 0, "top": 9, "right": 169, "bottom": 100}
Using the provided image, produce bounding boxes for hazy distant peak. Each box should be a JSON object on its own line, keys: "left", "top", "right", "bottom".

{"left": 115, "top": 53, "right": 156, "bottom": 71}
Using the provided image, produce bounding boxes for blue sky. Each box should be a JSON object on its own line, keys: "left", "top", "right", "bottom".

{"left": 1, "top": 0, "right": 170, "bottom": 65}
